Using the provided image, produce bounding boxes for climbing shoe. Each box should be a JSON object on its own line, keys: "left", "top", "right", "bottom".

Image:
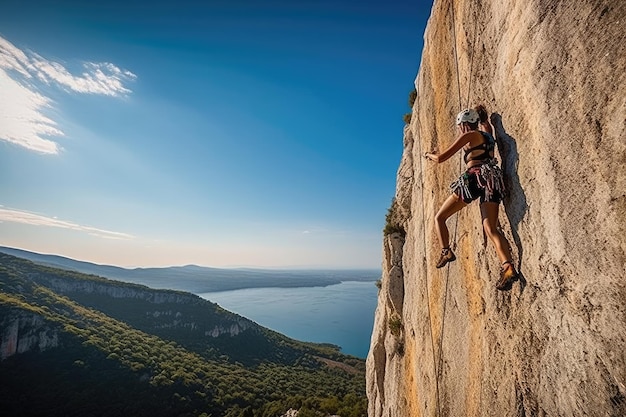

{"left": 496, "top": 261, "right": 518, "bottom": 290}
{"left": 435, "top": 248, "right": 456, "bottom": 269}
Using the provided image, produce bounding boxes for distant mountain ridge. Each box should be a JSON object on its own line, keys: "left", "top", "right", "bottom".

{"left": 0, "top": 246, "right": 380, "bottom": 293}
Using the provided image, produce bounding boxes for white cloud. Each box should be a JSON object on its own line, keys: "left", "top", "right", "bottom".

{"left": 0, "top": 71, "right": 62, "bottom": 153}
{"left": 30, "top": 55, "right": 136, "bottom": 96}
{"left": 0, "top": 207, "right": 134, "bottom": 240}
{"left": 0, "top": 36, "right": 31, "bottom": 77}
{"left": 0, "top": 35, "right": 136, "bottom": 154}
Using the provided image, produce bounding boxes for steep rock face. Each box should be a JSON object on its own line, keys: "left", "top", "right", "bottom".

{"left": 367, "top": 1, "right": 625, "bottom": 416}
{"left": 0, "top": 311, "right": 59, "bottom": 360}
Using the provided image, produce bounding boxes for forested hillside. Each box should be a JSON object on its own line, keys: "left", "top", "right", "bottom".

{"left": 0, "top": 253, "right": 367, "bottom": 417}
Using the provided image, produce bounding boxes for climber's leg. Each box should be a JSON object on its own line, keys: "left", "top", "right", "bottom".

{"left": 479, "top": 201, "right": 512, "bottom": 263}
{"left": 434, "top": 193, "right": 466, "bottom": 249}
{"left": 480, "top": 202, "right": 518, "bottom": 289}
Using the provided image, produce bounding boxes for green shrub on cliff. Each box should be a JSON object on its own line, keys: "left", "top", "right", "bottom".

{"left": 384, "top": 198, "right": 405, "bottom": 236}
{"left": 408, "top": 87, "right": 417, "bottom": 107}
{"left": 402, "top": 87, "right": 417, "bottom": 124}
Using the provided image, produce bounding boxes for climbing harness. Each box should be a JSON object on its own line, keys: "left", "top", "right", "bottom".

{"left": 477, "top": 161, "right": 506, "bottom": 201}
{"left": 449, "top": 159, "right": 506, "bottom": 203}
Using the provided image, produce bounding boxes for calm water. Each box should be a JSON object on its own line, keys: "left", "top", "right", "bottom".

{"left": 198, "top": 280, "right": 378, "bottom": 358}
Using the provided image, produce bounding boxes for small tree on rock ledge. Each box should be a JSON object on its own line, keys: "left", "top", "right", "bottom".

{"left": 384, "top": 198, "right": 406, "bottom": 237}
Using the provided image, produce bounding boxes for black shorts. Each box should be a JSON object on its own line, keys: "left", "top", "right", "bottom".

{"left": 451, "top": 166, "right": 503, "bottom": 204}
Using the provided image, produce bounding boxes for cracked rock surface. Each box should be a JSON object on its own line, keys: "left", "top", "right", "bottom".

{"left": 366, "top": 1, "right": 626, "bottom": 416}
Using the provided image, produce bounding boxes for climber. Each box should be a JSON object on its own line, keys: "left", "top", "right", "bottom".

{"left": 424, "top": 106, "right": 518, "bottom": 290}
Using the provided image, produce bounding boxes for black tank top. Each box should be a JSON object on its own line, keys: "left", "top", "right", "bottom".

{"left": 464, "top": 131, "right": 495, "bottom": 163}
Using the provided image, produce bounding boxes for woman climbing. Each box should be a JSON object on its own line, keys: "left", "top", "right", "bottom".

{"left": 424, "top": 106, "right": 518, "bottom": 290}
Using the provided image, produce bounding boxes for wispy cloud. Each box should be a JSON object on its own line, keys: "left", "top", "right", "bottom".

{"left": 30, "top": 57, "right": 136, "bottom": 96}
{"left": 0, "top": 35, "right": 136, "bottom": 154}
{"left": 0, "top": 207, "right": 134, "bottom": 240}
{"left": 0, "top": 71, "right": 62, "bottom": 153}
{"left": 300, "top": 226, "right": 330, "bottom": 235}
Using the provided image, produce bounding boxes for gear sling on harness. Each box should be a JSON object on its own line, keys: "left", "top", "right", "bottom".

{"left": 450, "top": 131, "right": 506, "bottom": 203}
{"left": 450, "top": 160, "right": 505, "bottom": 203}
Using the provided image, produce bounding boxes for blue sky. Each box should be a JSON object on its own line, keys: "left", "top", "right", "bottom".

{"left": 0, "top": 0, "right": 432, "bottom": 269}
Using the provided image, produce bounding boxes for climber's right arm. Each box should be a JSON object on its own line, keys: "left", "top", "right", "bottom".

{"left": 425, "top": 132, "right": 472, "bottom": 163}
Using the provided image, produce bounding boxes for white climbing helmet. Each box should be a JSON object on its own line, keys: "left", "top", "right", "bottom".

{"left": 456, "top": 108, "right": 479, "bottom": 125}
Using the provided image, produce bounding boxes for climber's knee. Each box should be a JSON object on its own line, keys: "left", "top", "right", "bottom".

{"left": 434, "top": 210, "right": 447, "bottom": 227}
{"left": 482, "top": 219, "right": 498, "bottom": 239}
{"left": 435, "top": 194, "right": 465, "bottom": 228}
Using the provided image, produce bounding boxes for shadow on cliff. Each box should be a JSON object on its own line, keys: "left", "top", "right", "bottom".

{"left": 491, "top": 113, "right": 528, "bottom": 292}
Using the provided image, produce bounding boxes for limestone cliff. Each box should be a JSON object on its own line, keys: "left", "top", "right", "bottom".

{"left": 0, "top": 311, "right": 59, "bottom": 360}
{"left": 366, "top": 1, "right": 625, "bottom": 416}
{"left": 24, "top": 269, "right": 254, "bottom": 339}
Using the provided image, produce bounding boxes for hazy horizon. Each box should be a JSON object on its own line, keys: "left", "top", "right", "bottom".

{"left": 0, "top": 245, "right": 382, "bottom": 271}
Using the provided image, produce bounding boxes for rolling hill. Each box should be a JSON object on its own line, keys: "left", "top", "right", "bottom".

{"left": 0, "top": 252, "right": 367, "bottom": 417}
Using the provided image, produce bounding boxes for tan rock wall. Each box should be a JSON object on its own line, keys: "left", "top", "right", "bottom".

{"left": 366, "top": 0, "right": 626, "bottom": 416}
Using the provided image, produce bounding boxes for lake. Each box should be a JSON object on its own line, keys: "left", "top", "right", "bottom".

{"left": 198, "top": 280, "right": 379, "bottom": 358}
